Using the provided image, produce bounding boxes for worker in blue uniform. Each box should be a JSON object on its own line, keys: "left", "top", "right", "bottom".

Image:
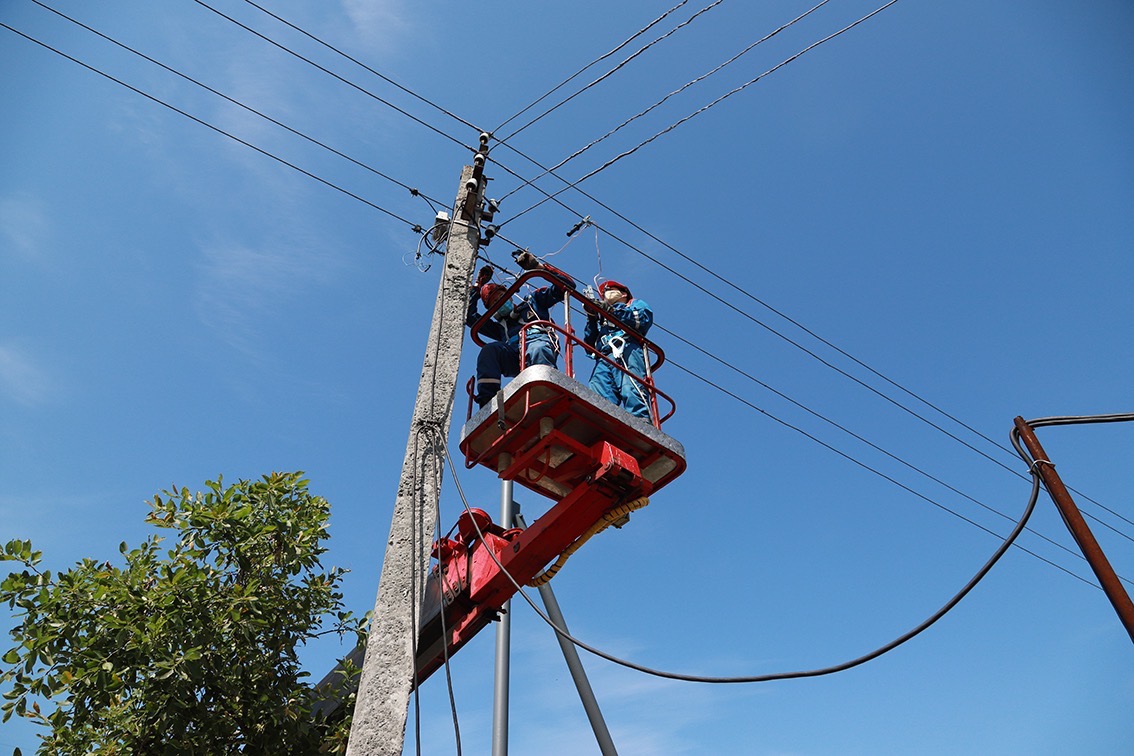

{"left": 584, "top": 279, "right": 653, "bottom": 419}
{"left": 466, "top": 256, "right": 575, "bottom": 408}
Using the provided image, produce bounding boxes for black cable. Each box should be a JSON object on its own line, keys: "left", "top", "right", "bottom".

{"left": 419, "top": 425, "right": 463, "bottom": 756}
{"left": 442, "top": 436, "right": 1041, "bottom": 683}
{"left": 488, "top": 144, "right": 1134, "bottom": 545}
{"left": 191, "top": 0, "right": 477, "bottom": 154}
{"left": 497, "top": 0, "right": 727, "bottom": 143}
{"left": 237, "top": 0, "right": 482, "bottom": 135}
{"left": 498, "top": 0, "right": 833, "bottom": 203}
{"left": 197, "top": 0, "right": 1068, "bottom": 557}
{"left": 0, "top": 22, "right": 422, "bottom": 229}
{"left": 29, "top": 0, "right": 446, "bottom": 210}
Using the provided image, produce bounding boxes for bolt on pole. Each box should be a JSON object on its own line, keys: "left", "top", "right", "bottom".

{"left": 1013, "top": 416, "right": 1134, "bottom": 644}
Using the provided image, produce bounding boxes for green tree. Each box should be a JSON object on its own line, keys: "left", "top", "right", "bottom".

{"left": 1, "top": 472, "right": 367, "bottom": 755}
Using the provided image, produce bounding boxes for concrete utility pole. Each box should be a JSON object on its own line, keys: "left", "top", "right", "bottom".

{"left": 347, "top": 161, "right": 483, "bottom": 755}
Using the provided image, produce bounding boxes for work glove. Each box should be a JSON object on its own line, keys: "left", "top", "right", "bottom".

{"left": 513, "top": 249, "right": 543, "bottom": 271}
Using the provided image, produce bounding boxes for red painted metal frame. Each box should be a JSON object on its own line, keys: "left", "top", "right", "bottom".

{"left": 410, "top": 272, "right": 688, "bottom": 686}
{"left": 467, "top": 269, "right": 675, "bottom": 428}
{"left": 415, "top": 438, "right": 651, "bottom": 684}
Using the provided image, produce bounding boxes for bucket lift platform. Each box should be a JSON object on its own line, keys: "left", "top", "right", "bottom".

{"left": 413, "top": 365, "right": 685, "bottom": 684}
{"left": 459, "top": 364, "right": 686, "bottom": 500}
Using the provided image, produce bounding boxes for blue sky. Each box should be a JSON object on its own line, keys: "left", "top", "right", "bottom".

{"left": 2, "top": 1, "right": 1133, "bottom": 753}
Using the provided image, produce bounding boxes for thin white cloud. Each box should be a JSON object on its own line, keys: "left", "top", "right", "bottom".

{"left": 0, "top": 344, "right": 52, "bottom": 406}
{"left": 193, "top": 238, "right": 341, "bottom": 353}
{"left": 341, "top": 0, "right": 409, "bottom": 52}
{"left": 0, "top": 194, "right": 50, "bottom": 261}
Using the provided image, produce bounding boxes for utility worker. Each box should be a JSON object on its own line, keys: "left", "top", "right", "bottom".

{"left": 584, "top": 279, "right": 654, "bottom": 420}
{"left": 466, "top": 253, "right": 575, "bottom": 408}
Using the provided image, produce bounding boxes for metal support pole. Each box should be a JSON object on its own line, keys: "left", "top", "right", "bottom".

{"left": 492, "top": 479, "right": 515, "bottom": 756}
{"left": 1014, "top": 416, "right": 1134, "bottom": 644}
{"left": 515, "top": 513, "right": 618, "bottom": 755}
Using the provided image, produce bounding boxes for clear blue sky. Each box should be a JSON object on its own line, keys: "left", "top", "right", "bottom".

{"left": 2, "top": 1, "right": 1132, "bottom": 753}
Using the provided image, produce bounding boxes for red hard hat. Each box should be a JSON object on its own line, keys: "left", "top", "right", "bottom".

{"left": 480, "top": 283, "right": 507, "bottom": 305}
{"left": 598, "top": 280, "right": 632, "bottom": 299}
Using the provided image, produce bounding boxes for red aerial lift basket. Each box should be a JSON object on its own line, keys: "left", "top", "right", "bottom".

{"left": 459, "top": 364, "right": 686, "bottom": 500}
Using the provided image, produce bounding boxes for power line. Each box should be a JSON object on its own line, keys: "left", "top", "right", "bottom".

{"left": 0, "top": 21, "right": 421, "bottom": 230}
{"left": 176, "top": 0, "right": 1132, "bottom": 542}
{"left": 493, "top": 0, "right": 692, "bottom": 136}
{"left": 496, "top": 0, "right": 728, "bottom": 143}
{"left": 29, "top": 0, "right": 446, "bottom": 210}
{"left": 443, "top": 438, "right": 1044, "bottom": 684}
{"left": 651, "top": 321, "right": 1134, "bottom": 569}
{"left": 480, "top": 130, "right": 1134, "bottom": 547}
{"left": 498, "top": 0, "right": 833, "bottom": 203}
{"left": 501, "top": 0, "right": 903, "bottom": 223}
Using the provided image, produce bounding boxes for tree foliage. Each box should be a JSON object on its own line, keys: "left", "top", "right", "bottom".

{"left": 1, "top": 472, "right": 366, "bottom": 755}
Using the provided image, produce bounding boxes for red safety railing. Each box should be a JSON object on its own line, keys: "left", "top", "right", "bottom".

{"left": 466, "top": 269, "right": 675, "bottom": 428}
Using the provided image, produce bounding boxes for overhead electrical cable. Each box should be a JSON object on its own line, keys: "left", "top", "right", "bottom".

{"left": 481, "top": 134, "right": 1131, "bottom": 541}
{"left": 178, "top": 0, "right": 1116, "bottom": 546}
{"left": 189, "top": 0, "right": 1047, "bottom": 541}
{"left": 191, "top": 0, "right": 478, "bottom": 154}
{"left": 488, "top": 140, "right": 1131, "bottom": 544}
{"left": 497, "top": 0, "right": 728, "bottom": 143}
{"left": 29, "top": 0, "right": 445, "bottom": 209}
{"left": 651, "top": 322, "right": 1134, "bottom": 569}
{"left": 500, "top": 0, "right": 903, "bottom": 222}
{"left": 0, "top": 22, "right": 421, "bottom": 229}
{"left": 59, "top": 0, "right": 1127, "bottom": 547}
{"left": 493, "top": 0, "right": 692, "bottom": 136}
{"left": 443, "top": 438, "right": 1044, "bottom": 683}
{"left": 237, "top": 0, "right": 481, "bottom": 135}
{"left": 498, "top": 0, "right": 833, "bottom": 203}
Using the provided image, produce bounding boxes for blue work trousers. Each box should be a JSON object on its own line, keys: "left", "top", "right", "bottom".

{"left": 589, "top": 345, "right": 650, "bottom": 419}
{"left": 475, "top": 332, "right": 557, "bottom": 405}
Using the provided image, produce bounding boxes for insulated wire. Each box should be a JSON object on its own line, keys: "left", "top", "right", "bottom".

{"left": 418, "top": 424, "right": 463, "bottom": 756}
{"left": 196, "top": 0, "right": 1108, "bottom": 544}
{"left": 497, "top": 0, "right": 833, "bottom": 203}
{"left": 500, "top": 0, "right": 903, "bottom": 223}
{"left": 497, "top": 0, "right": 728, "bottom": 143}
{"left": 0, "top": 22, "right": 422, "bottom": 230}
{"left": 192, "top": 0, "right": 1111, "bottom": 547}
{"left": 486, "top": 146, "right": 1134, "bottom": 541}
{"left": 441, "top": 437, "right": 1042, "bottom": 683}
{"left": 29, "top": 0, "right": 446, "bottom": 209}
{"left": 28, "top": 0, "right": 1128, "bottom": 551}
